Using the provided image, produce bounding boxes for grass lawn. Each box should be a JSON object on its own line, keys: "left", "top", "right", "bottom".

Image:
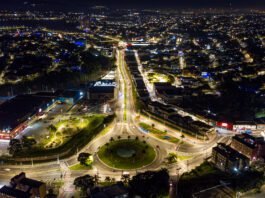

{"left": 46, "top": 180, "right": 64, "bottom": 196}
{"left": 97, "top": 139, "right": 156, "bottom": 169}
{"left": 99, "top": 121, "right": 114, "bottom": 137}
{"left": 168, "top": 137, "right": 180, "bottom": 143}
{"left": 14, "top": 114, "right": 107, "bottom": 158}
{"left": 39, "top": 115, "right": 105, "bottom": 149}
{"left": 142, "top": 111, "right": 205, "bottom": 140}
{"left": 139, "top": 123, "right": 180, "bottom": 144}
{"left": 139, "top": 123, "right": 166, "bottom": 134}
{"left": 177, "top": 155, "right": 193, "bottom": 161}
{"left": 69, "top": 163, "right": 92, "bottom": 171}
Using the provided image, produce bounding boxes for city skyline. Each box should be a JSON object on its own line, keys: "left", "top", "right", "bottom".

{"left": 0, "top": 3, "right": 264, "bottom": 198}
{"left": 1, "top": 0, "right": 264, "bottom": 10}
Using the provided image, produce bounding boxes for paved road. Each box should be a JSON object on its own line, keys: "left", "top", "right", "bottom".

{"left": 0, "top": 49, "right": 222, "bottom": 198}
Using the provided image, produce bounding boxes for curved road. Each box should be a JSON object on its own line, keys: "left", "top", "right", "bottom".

{"left": 0, "top": 49, "right": 224, "bottom": 198}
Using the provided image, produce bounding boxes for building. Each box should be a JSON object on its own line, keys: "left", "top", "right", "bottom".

{"left": 212, "top": 143, "right": 249, "bottom": 173}
{"left": 0, "top": 90, "right": 83, "bottom": 140}
{"left": 216, "top": 122, "right": 234, "bottom": 131}
{"left": 0, "top": 172, "right": 46, "bottom": 198}
{"left": 233, "top": 121, "right": 257, "bottom": 133}
{"left": 91, "top": 182, "right": 128, "bottom": 198}
{"left": 231, "top": 133, "right": 265, "bottom": 161}
{"left": 56, "top": 89, "right": 84, "bottom": 105}
{"left": 154, "top": 82, "right": 184, "bottom": 104}
{"left": 0, "top": 186, "right": 31, "bottom": 198}
{"left": 88, "top": 80, "right": 116, "bottom": 101}
{"left": 0, "top": 94, "right": 56, "bottom": 140}
{"left": 257, "top": 122, "right": 265, "bottom": 131}
{"left": 147, "top": 101, "right": 175, "bottom": 119}
{"left": 10, "top": 172, "right": 46, "bottom": 198}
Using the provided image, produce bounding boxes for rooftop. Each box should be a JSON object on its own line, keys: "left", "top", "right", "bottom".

{"left": 213, "top": 143, "right": 249, "bottom": 162}
{"left": 20, "top": 178, "right": 44, "bottom": 188}
{"left": 0, "top": 94, "right": 53, "bottom": 131}
{"left": 0, "top": 186, "right": 30, "bottom": 198}
{"left": 232, "top": 133, "right": 265, "bottom": 148}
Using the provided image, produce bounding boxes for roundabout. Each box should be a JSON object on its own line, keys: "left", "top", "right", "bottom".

{"left": 97, "top": 139, "right": 156, "bottom": 170}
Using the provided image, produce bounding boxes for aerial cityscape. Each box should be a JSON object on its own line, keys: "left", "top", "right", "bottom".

{"left": 0, "top": 0, "right": 264, "bottom": 198}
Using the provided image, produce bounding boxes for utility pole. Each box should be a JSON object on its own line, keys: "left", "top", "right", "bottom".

{"left": 175, "top": 167, "right": 181, "bottom": 198}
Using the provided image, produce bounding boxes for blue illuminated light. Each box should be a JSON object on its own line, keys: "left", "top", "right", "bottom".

{"left": 74, "top": 40, "right": 86, "bottom": 47}
{"left": 201, "top": 72, "right": 210, "bottom": 78}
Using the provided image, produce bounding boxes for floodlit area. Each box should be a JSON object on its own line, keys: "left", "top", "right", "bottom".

{"left": 15, "top": 103, "right": 71, "bottom": 141}
{"left": 39, "top": 114, "right": 105, "bottom": 149}
{"left": 146, "top": 72, "right": 174, "bottom": 84}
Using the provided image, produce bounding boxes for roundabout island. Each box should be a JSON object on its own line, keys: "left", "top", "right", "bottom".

{"left": 97, "top": 139, "right": 156, "bottom": 170}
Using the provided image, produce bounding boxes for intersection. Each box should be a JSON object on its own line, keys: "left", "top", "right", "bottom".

{"left": 0, "top": 48, "right": 227, "bottom": 197}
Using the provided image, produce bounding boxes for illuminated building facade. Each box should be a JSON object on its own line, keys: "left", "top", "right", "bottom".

{"left": 231, "top": 133, "right": 265, "bottom": 161}
{"left": 212, "top": 143, "right": 249, "bottom": 173}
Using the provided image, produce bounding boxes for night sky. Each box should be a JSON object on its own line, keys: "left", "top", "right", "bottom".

{"left": 0, "top": 0, "right": 264, "bottom": 10}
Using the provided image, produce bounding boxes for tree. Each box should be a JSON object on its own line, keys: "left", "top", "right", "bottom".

{"left": 94, "top": 174, "right": 100, "bottom": 185}
{"left": 74, "top": 174, "right": 95, "bottom": 190}
{"left": 78, "top": 153, "right": 91, "bottom": 165}
{"left": 48, "top": 125, "right": 57, "bottom": 132}
{"left": 104, "top": 176, "right": 111, "bottom": 183}
{"left": 22, "top": 136, "right": 36, "bottom": 149}
{"left": 166, "top": 153, "right": 177, "bottom": 164}
{"left": 46, "top": 189, "right": 57, "bottom": 198}
{"left": 121, "top": 174, "right": 130, "bottom": 185}
{"left": 8, "top": 139, "right": 22, "bottom": 155}
{"left": 129, "top": 169, "right": 170, "bottom": 197}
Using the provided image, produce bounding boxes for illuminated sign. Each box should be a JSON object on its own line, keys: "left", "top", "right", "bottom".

{"left": 201, "top": 72, "right": 210, "bottom": 78}
{"left": 221, "top": 123, "right": 228, "bottom": 127}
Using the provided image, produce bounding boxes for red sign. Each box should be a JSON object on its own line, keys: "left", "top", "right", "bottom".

{"left": 216, "top": 122, "right": 233, "bottom": 130}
